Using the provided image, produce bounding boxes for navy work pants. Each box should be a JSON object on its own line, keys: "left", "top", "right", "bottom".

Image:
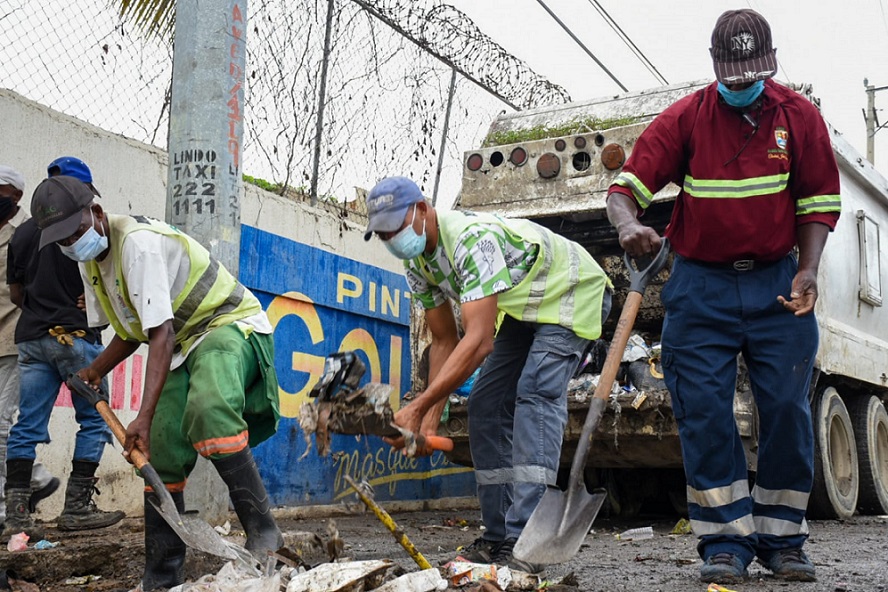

{"left": 661, "top": 255, "right": 818, "bottom": 567}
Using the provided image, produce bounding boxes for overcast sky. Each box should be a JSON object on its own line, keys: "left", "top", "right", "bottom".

{"left": 445, "top": 0, "right": 888, "bottom": 175}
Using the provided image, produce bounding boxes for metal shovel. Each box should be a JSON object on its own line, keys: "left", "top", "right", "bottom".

{"left": 512, "top": 239, "right": 671, "bottom": 566}
{"left": 66, "top": 374, "right": 241, "bottom": 560}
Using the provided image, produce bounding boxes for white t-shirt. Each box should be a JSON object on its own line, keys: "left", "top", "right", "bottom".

{"left": 81, "top": 230, "right": 271, "bottom": 369}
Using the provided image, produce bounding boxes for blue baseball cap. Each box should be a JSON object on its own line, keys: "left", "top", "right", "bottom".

{"left": 47, "top": 157, "right": 101, "bottom": 196}
{"left": 363, "top": 176, "right": 424, "bottom": 241}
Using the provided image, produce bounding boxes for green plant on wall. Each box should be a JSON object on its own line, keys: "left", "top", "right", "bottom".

{"left": 482, "top": 115, "right": 640, "bottom": 147}
{"left": 242, "top": 174, "right": 282, "bottom": 194}
{"left": 243, "top": 175, "right": 342, "bottom": 204}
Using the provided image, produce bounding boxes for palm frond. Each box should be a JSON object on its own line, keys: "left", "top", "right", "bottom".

{"left": 118, "top": 0, "right": 175, "bottom": 38}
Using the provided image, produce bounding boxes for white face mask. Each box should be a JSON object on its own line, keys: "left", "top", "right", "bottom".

{"left": 59, "top": 210, "right": 108, "bottom": 262}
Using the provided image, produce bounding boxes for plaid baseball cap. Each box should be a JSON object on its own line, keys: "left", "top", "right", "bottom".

{"left": 47, "top": 156, "right": 101, "bottom": 197}
{"left": 363, "top": 176, "right": 424, "bottom": 241}
{"left": 710, "top": 9, "right": 777, "bottom": 84}
{"left": 30, "top": 176, "right": 95, "bottom": 249}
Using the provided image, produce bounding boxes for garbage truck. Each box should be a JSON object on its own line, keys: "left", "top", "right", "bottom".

{"left": 437, "top": 80, "right": 888, "bottom": 520}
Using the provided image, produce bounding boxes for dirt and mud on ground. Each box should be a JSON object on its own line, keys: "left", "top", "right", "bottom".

{"left": 1, "top": 506, "right": 886, "bottom": 591}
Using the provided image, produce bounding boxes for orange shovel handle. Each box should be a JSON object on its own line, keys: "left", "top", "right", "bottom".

{"left": 420, "top": 435, "right": 454, "bottom": 452}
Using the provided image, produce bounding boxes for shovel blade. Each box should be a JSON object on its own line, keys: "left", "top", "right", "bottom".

{"left": 511, "top": 485, "right": 606, "bottom": 565}
{"left": 147, "top": 491, "right": 241, "bottom": 561}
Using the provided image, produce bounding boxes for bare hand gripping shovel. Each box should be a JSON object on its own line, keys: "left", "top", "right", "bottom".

{"left": 67, "top": 374, "right": 241, "bottom": 561}
{"left": 512, "top": 239, "right": 671, "bottom": 566}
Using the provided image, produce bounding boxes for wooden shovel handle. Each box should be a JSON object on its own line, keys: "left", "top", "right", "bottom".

{"left": 66, "top": 374, "right": 149, "bottom": 471}
{"left": 592, "top": 291, "right": 643, "bottom": 402}
{"left": 94, "top": 399, "right": 150, "bottom": 471}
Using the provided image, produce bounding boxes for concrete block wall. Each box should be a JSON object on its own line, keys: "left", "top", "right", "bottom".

{"left": 0, "top": 89, "right": 405, "bottom": 519}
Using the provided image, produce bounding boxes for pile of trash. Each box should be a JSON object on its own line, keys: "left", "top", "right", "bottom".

{"left": 566, "top": 333, "right": 667, "bottom": 410}
{"left": 171, "top": 557, "right": 445, "bottom": 592}
{"left": 168, "top": 549, "right": 557, "bottom": 592}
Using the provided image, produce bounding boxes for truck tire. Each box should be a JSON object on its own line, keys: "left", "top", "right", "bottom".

{"left": 849, "top": 395, "right": 888, "bottom": 514}
{"left": 809, "top": 386, "right": 858, "bottom": 519}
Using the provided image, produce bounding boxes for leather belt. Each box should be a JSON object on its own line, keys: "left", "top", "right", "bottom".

{"left": 686, "top": 258, "right": 783, "bottom": 272}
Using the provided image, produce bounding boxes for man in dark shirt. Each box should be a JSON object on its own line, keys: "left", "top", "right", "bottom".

{"left": 4, "top": 158, "right": 123, "bottom": 539}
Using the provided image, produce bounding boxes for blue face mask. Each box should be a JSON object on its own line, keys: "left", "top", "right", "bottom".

{"left": 384, "top": 205, "right": 427, "bottom": 260}
{"left": 59, "top": 211, "right": 108, "bottom": 262}
{"left": 717, "top": 80, "right": 765, "bottom": 108}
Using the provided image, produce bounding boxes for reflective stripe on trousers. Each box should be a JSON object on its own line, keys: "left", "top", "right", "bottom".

{"left": 661, "top": 255, "right": 817, "bottom": 564}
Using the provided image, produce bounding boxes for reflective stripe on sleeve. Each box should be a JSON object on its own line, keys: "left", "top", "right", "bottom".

{"left": 796, "top": 194, "right": 841, "bottom": 215}
{"left": 613, "top": 172, "right": 655, "bottom": 208}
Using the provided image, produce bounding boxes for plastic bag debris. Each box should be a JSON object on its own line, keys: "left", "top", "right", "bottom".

{"left": 454, "top": 368, "right": 480, "bottom": 398}
{"left": 622, "top": 334, "right": 651, "bottom": 363}
{"left": 371, "top": 568, "right": 447, "bottom": 592}
{"left": 670, "top": 518, "right": 692, "bottom": 535}
{"left": 286, "top": 560, "right": 392, "bottom": 592}
{"left": 64, "top": 575, "right": 102, "bottom": 585}
{"left": 6, "top": 532, "right": 28, "bottom": 552}
{"left": 615, "top": 526, "right": 654, "bottom": 541}
{"left": 443, "top": 561, "right": 511, "bottom": 589}
{"left": 33, "top": 539, "right": 58, "bottom": 550}
{"left": 171, "top": 561, "right": 278, "bottom": 592}
{"left": 707, "top": 585, "right": 737, "bottom": 592}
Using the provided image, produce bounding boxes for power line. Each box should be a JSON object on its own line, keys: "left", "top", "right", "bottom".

{"left": 534, "top": 0, "right": 628, "bottom": 92}
{"left": 585, "top": 0, "right": 668, "bottom": 85}
{"left": 878, "top": 0, "right": 888, "bottom": 37}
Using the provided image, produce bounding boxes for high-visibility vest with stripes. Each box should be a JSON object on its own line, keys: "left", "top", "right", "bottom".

{"left": 84, "top": 215, "right": 262, "bottom": 355}
{"left": 433, "top": 210, "right": 610, "bottom": 340}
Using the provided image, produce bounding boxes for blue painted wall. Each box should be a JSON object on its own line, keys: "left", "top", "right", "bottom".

{"left": 239, "top": 226, "right": 475, "bottom": 506}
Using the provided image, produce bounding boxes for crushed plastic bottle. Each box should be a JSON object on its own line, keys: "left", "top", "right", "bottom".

{"left": 615, "top": 526, "right": 654, "bottom": 541}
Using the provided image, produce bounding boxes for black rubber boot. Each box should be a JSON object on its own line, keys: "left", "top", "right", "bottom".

{"left": 3, "top": 488, "right": 44, "bottom": 542}
{"left": 211, "top": 447, "right": 283, "bottom": 555}
{"left": 57, "top": 460, "right": 125, "bottom": 531}
{"left": 141, "top": 490, "right": 186, "bottom": 591}
{"left": 3, "top": 459, "right": 43, "bottom": 541}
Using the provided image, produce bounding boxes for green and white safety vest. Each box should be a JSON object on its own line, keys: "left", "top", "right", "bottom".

{"left": 84, "top": 215, "right": 262, "bottom": 355}
{"left": 434, "top": 210, "right": 610, "bottom": 340}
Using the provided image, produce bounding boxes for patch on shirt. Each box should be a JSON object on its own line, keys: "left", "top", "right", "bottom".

{"left": 774, "top": 127, "right": 788, "bottom": 150}
{"left": 768, "top": 127, "right": 789, "bottom": 161}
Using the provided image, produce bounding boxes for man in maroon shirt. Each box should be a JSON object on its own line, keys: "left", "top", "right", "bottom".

{"left": 606, "top": 9, "right": 840, "bottom": 585}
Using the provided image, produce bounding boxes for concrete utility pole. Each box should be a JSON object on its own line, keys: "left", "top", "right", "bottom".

{"left": 863, "top": 78, "right": 888, "bottom": 164}
{"left": 167, "top": 0, "right": 248, "bottom": 277}
{"left": 165, "top": 0, "right": 250, "bottom": 520}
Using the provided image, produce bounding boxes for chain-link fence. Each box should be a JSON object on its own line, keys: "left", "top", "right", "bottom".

{"left": 1, "top": 0, "right": 563, "bottom": 210}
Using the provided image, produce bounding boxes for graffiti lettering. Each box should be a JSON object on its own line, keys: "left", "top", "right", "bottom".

{"left": 54, "top": 353, "right": 145, "bottom": 411}
{"left": 332, "top": 444, "right": 471, "bottom": 499}
{"left": 336, "top": 272, "right": 411, "bottom": 319}
{"left": 266, "top": 292, "right": 403, "bottom": 418}
{"left": 227, "top": 3, "right": 245, "bottom": 173}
